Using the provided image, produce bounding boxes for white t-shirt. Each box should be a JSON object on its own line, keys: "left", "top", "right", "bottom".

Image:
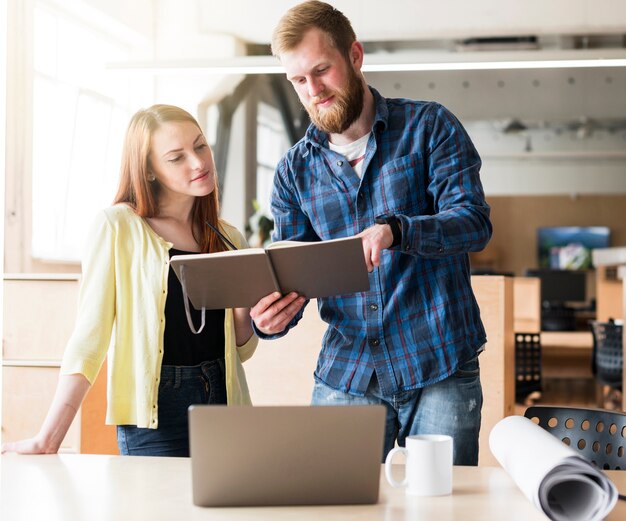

{"left": 328, "top": 132, "right": 371, "bottom": 178}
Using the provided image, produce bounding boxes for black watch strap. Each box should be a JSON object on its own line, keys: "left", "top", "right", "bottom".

{"left": 375, "top": 216, "right": 402, "bottom": 248}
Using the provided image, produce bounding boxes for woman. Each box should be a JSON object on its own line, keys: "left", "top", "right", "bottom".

{"left": 2, "top": 105, "right": 257, "bottom": 457}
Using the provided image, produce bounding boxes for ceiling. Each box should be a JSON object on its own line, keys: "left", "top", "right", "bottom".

{"left": 197, "top": 0, "right": 626, "bottom": 45}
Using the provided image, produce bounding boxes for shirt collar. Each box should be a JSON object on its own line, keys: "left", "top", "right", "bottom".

{"left": 304, "top": 85, "right": 389, "bottom": 150}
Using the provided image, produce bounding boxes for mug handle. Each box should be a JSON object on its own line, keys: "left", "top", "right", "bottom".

{"left": 384, "top": 447, "right": 408, "bottom": 488}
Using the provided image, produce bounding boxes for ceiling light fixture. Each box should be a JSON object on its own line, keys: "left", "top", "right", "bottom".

{"left": 502, "top": 118, "right": 528, "bottom": 134}
{"left": 108, "top": 49, "right": 626, "bottom": 76}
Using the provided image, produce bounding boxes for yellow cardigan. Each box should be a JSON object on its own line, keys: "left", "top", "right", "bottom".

{"left": 60, "top": 204, "right": 258, "bottom": 428}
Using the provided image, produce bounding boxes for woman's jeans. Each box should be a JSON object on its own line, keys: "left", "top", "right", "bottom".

{"left": 311, "top": 354, "right": 483, "bottom": 465}
{"left": 117, "top": 359, "right": 226, "bottom": 457}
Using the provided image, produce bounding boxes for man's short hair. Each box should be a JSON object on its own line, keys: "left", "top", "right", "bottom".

{"left": 271, "top": 1, "right": 357, "bottom": 60}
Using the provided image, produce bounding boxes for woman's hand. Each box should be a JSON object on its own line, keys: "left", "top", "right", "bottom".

{"left": 2, "top": 373, "right": 90, "bottom": 456}
{"left": 1, "top": 435, "right": 58, "bottom": 454}
{"left": 233, "top": 307, "right": 254, "bottom": 347}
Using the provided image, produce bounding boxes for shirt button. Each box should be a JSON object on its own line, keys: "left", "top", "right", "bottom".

{"left": 369, "top": 304, "right": 378, "bottom": 311}
{"left": 405, "top": 245, "right": 410, "bottom": 251}
{"left": 337, "top": 160, "right": 343, "bottom": 166}
{"left": 152, "top": 419, "right": 157, "bottom": 424}
{"left": 438, "top": 247, "right": 443, "bottom": 253}
{"left": 359, "top": 193, "right": 364, "bottom": 199}
{"left": 370, "top": 338, "right": 380, "bottom": 347}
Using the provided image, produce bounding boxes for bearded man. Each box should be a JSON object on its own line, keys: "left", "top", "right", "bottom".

{"left": 250, "top": 0, "right": 493, "bottom": 465}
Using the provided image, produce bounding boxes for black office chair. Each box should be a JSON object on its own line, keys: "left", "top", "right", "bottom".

{"left": 590, "top": 320, "right": 623, "bottom": 390}
{"left": 590, "top": 319, "right": 623, "bottom": 409}
{"left": 524, "top": 405, "right": 626, "bottom": 470}
{"left": 515, "top": 333, "right": 542, "bottom": 404}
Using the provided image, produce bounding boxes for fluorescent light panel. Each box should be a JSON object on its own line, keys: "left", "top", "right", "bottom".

{"left": 365, "top": 58, "right": 626, "bottom": 72}
{"left": 108, "top": 49, "right": 626, "bottom": 75}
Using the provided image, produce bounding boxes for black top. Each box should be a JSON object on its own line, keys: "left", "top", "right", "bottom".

{"left": 162, "top": 248, "right": 225, "bottom": 366}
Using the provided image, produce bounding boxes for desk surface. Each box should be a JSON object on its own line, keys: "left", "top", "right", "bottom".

{"left": 541, "top": 330, "right": 593, "bottom": 349}
{"left": 1, "top": 454, "right": 625, "bottom": 521}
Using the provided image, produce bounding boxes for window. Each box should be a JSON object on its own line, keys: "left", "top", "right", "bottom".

{"left": 31, "top": 2, "right": 140, "bottom": 261}
{"left": 256, "top": 102, "right": 290, "bottom": 213}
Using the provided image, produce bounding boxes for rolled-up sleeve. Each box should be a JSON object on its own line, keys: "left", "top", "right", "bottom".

{"left": 399, "top": 103, "right": 492, "bottom": 258}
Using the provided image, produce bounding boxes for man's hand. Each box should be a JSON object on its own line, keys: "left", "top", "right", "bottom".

{"left": 357, "top": 223, "right": 393, "bottom": 272}
{"left": 251, "top": 292, "right": 306, "bottom": 336}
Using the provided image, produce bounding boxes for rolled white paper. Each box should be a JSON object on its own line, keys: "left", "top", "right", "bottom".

{"left": 489, "top": 415, "right": 618, "bottom": 521}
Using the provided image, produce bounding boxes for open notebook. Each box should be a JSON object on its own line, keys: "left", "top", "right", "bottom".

{"left": 170, "top": 236, "right": 369, "bottom": 311}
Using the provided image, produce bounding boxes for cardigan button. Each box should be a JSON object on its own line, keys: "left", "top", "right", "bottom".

{"left": 337, "top": 160, "right": 343, "bottom": 166}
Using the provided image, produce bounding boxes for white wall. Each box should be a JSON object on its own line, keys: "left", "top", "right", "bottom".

{"left": 368, "top": 68, "right": 626, "bottom": 196}
{"left": 198, "top": 0, "right": 626, "bottom": 43}
{"left": 152, "top": 0, "right": 246, "bottom": 112}
{"left": 1, "top": 0, "right": 8, "bottom": 427}
{"left": 83, "top": 0, "right": 153, "bottom": 39}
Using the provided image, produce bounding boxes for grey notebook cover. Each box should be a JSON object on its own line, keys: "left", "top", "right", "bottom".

{"left": 188, "top": 405, "right": 386, "bottom": 507}
{"left": 170, "top": 236, "right": 369, "bottom": 310}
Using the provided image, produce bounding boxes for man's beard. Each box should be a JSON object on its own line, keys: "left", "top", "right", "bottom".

{"left": 304, "top": 67, "right": 364, "bottom": 135}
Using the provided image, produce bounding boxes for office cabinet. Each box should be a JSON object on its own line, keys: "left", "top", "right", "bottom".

{"left": 2, "top": 274, "right": 117, "bottom": 454}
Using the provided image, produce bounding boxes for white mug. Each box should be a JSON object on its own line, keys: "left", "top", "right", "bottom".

{"left": 384, "top": 434, "right": 453, "bottom": 496}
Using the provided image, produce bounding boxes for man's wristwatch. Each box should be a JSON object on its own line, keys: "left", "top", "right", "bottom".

{"left": 375, "top": 216, "right": 402, "bottom": 248}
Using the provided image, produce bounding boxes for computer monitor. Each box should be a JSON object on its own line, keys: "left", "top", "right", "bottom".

{"left": 525, "top": 269, "right": 586, "bottom": 306}
{"left": 525, "top": 269, "right": 587, "bottom": 331}
{"left": 537, "top": 226, "right": 610, "bottom": 270}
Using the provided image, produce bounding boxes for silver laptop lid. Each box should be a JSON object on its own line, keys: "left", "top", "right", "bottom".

{"left": 188, "top": 405, "right": 386, "bottom": 507}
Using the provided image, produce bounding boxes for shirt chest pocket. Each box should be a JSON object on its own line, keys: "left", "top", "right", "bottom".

{"left": 378, "top": 154, "right": 429, "bottom": 215}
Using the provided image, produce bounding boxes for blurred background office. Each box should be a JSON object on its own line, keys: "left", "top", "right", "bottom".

{"left": 2, "top": 0, "right": 626, "bottom": 452}
{"left": 4, "top": 0, "right": 626, "bottom": 273}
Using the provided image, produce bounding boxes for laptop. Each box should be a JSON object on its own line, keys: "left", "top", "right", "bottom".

{"left": 188, "top": 404, "right": 386, "bottom": 507}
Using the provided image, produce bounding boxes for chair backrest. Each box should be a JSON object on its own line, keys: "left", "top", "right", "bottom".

{"left": 524, "top": 405, "right": 626, "bottom": 470}
{"left": 515, "top": 332, "right": 542, "bottom": 402}
{"left": 590, "top": 320, "right": 623, "bottom": 389}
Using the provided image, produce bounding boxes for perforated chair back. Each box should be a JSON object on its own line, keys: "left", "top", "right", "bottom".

{"left": 515, "top": 333, "right": 542, "bottom": 402}
{"left": 524, "top": 405, "right": 626, "bottom": 470}
{"left": 590, "top": 320, "right": 623, "bottom": 390}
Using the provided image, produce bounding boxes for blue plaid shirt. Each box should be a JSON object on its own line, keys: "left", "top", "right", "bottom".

{"left": 261, "top": 87, "right": 492, "bottom": 396}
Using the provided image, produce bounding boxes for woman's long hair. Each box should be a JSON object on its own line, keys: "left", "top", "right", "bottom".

{"left": 113, "top": 104, "right": 226, "bottom": 254}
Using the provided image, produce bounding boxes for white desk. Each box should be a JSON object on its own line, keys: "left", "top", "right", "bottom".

{"left": 2, "top": 454, "right": 625, "bottom": 520}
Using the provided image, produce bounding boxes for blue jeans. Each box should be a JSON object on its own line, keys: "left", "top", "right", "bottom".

{"left": 311, "top": 355, "right": 483, "bottom": 465}
{"left": 117, "top": 359, "right": 226, "bottom": 457}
